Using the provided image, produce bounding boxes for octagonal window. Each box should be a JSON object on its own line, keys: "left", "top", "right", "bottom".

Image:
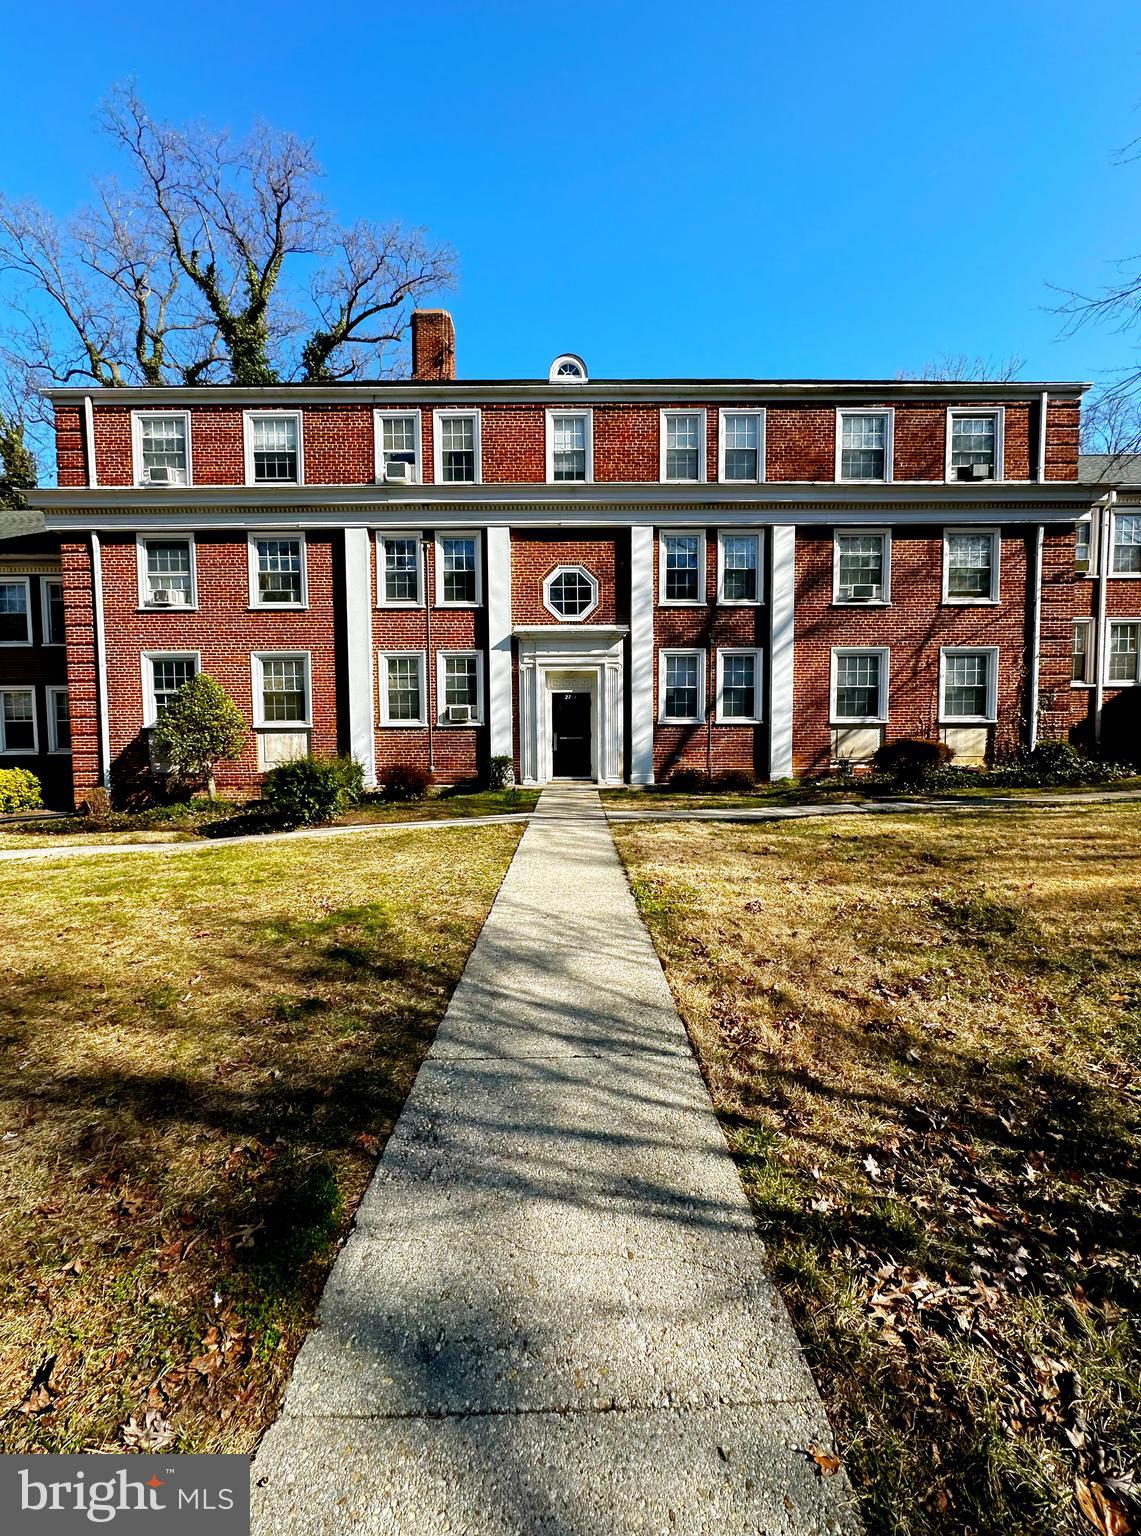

{"left": 543, "top": 565, "right": 599, "bottom": 622}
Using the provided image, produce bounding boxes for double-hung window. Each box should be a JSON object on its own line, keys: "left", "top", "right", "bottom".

{"left": 547, "top": 411, "right": 591, "bottom": 483}
{"left": 0, "top": 579, "right": 31, "bottom": 644}
{"left": 660, "top": 531, "right": 705, "bottom": 604}
{"left": 143, "top": 653, "right": 198, "bottom": 726}
{"left": 1075, "top": 518, "right": 1095, "bottom": 576}
{"left": 717, "top": 532, "right": 761, "bottom": 604}
{"left": 718, "top": 410, "right": 764, "bottom": 482}
{"left": 1112, "top": 514, "right": 1141, "bottom": 575}
{"left": 246, "top": 413, "right": 301, "bottom": 484}
{"left": 1107, "top": 622, "right": 1141, "bottom": 684}
{"left": 659, "top": 650, "right": 705, "bottom": 723}
{"left": 377, "top": 413, "right": 420, "bottom": 482}
{"left": 947, "top": 410, "right": 1002, "bottom": 481}
{"left": 47, "top": 687, "right": 70, "bottom": 752}
{"left": 838, "top": 410, "right": 893, "bottom": 482}
{"left": 944, "top": 528, "right": 999, "bottom": 603}
{"left": 41, "top": 578, "right": 65, "bottom": 644}
{"left": 834, "top": 530, "right": 890, "bottom": 604}
{"left": 717, "top": 649, "right": 762, "bottom": 723}
{"left": 831, "top": 649, "right": 889, "bottom": 723}
{"left": 379, "top": 653, "right": 426, "bottom": 726}
{"left": 438, "top": 652, "right": 483, "bottom": 724}
{"left": 249, "top": 536, "right": 306, "bottom": 607}
{"left": 254, "top": 653, "right": 310, "bottom": 726}
{"left": 437, "top": 533, "right": 481, "bottom": 605}
{"left": 0, "top": 689, "right": 36, "bottom": 753}
{"left": 940, "top": 648, "right": 998, "bottom": 722}
{"left": 378, "top": 534, "right": 423, "bottom": 606}
{"left": 435, "top": 411, "right": 480, "bottom": 483}
{"left": 139, "top": 537, "right": 195, "bottom": 608}
{"left": 134, "top": 412, "right": 190, "bottom": 486}
{"left": 661, "top": 411, "right": 705, "bottom": 482}
{"left": 1072, "top": 620, "right": 1094, "bottom": 685}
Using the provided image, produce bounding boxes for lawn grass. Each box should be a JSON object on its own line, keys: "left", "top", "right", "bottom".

{"left": 0, "top": 824, "right": 522, "bottom": 1453}
{"left": 600, "top": 778, "right": 1141, "bottom": 814}
{"left": 613, "top": 806, "right": 1141, "bottom": 1536}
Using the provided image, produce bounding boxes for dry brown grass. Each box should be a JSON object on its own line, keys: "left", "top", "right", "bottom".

{"left": 0, "top": 824, "right": 521, "bottom": 1453}
{"left": 614, "top": 806, "right": 1141, "bottom": 1536}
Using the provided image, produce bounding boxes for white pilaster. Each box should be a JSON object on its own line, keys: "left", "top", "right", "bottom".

{"left": 630, "top": 525, "right": 655, "bottom": 784}
{"left": 343, "top": 527, "right": 376, "bottom": 787}
{"left": 768, "top": 525, "right": 796, "bottom": 780}
{"left": 486, "top": 525, "right": 514, "bottom": 760}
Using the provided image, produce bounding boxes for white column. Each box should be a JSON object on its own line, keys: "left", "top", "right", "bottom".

{"left": 768, "top": 525, "right": 796, "bottom": 780}
{"left": 486, "top": 525, "right": 514, "bottom": 760}
{"left": 630, "top": 525, "right": 655, "bottom": 784}
{"left": 343, "top": 527, "right": 376, "bottom": 787}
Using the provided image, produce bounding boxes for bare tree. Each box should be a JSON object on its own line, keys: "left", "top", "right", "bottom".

{"left": 897, "top": 353, "right": 1026, "bottom": 383}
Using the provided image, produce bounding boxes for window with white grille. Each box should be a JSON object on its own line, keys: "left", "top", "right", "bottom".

{"left": 949, "top": 413, "right": 999, "bottom": 479}
{"left": 839, "top": 411, "right": 891, "bottom": 481}
{"left": 945, "top": 529, "right": 999, "bottom": 602}
{"left": 438, "top": 535, "right": 480, "bottom": 605}
{"left": 251, "top": 537, "right": 305, "bottom": 606}
{"left": 1108, "top": 622, "right": 1140, "bottom": 684}
{"left": 379, "top": 414, "right": 419, "bottom": 480}
{"left": 717, "top": 650, "right": 761, "bottom": 722}
{"left": 437, "top": 413, "right": 479, "bottom": 482}
{"left": 256, "top": 654, "right": 309, "bottom": 724}
{"left": 140, "top": 540, "right": 194, "bottom": 607}
{"left": 662, "top": 413, "right": 704, "bottom": 481}
{"left": 834, "top": 532, "right": 889, "bottom": 603}
{"left": 136, "top": 413, "right": 189, "bottom": 485}
{"left": 145, "top": 655, "right": 198, "bottom": 723}
{"left": 380, "top": 653, "right": 426, "bottom": 724}
{"left": 832, "top": 650, "right": 887, "bottom": 721}
{"left": 0, "top": 689, "right": 36, "bottom": 752}
{"left": 248, "top": 414, "right": 300, "bottom": 483}
{"left": 719, "top": 412, "right": 764, "bottom": 482}
{"left": 380, "top": 536, "right": 422, "bottom": 605}
{"left": 718, "top": 533, "right": 760, "bottom": 603}
{"left": 1112, "top": 515, "right": 1141, "bottom": 575}
{"left": 660, "top": 651, "right": 704, "bottom": 722}
{"left": 661, "top": 533, "right": 704, "bottom": 603}
{"left": 941, "top": 649, "right": 997, "bottom": 721}
{"left": 549, "top": 412, "right": 590, "bottom": 482}
{"left": 544, "top": 566, "right": 598, "bottom": 620}
{"left": 0, "top": 580, "right": 31, "bottom": 644}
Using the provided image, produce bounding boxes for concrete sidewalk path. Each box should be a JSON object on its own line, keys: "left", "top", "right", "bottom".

{"left": 254, "top": 783, "right": 859, "bottom": 1535}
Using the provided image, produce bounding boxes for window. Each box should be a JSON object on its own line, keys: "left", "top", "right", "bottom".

{"left": 660, "top": 531, "right": 706, "bottom": 604}
{"left": 143, "top": 653, "right": 198, "bottom": 726}
{"left": 543, "top": 565, "right": 599, "bottom": 621}
{"left": 546, "top": 410, "right": 592, "bottom": 483}
{"left": 438, "top": 652, "right": 483, "bottom": 724}
{"left": 661, "top": 411, "right": 705, "bottom": 482}
{"left": 378, "top": 534, "right": 423, "bottom": 606}
{"left": 47, "top": 687, "right": 70, "bottom": 752}
{"left": 718, "top": 410, "right": 765, "bottom": 483}
{"left": 0, "top": 579, "right": 31, "bottom": 644}
{"left": 940, "top": 648, "right": 998, "bottom": 722}
{"left": 659, "top": 650, "right": 705, "bottom": 723}
{"left": 379, "top": 652, "right": 426, "bottom": 725}
{"left": 549, "top": 354, "right": 587, "bottom": 382}
{"left": 254, "top": 653, "right": 310, "bottom": 726}
{"left": 133, "top": 412, "right": 190, "bottom": 486}
{"left": 138, "top": 538, "right": 195, "bottom": 608}
{"left": 1075, "top": 518, "right": 1095, "bottom": 576}
{"left": 837, "top": 410, "right": 893, "bottom": 482}
{"left": 717, "top": 649, "right": 762, "bottom": 723}
{"left": 0, "top": 689, "right": 36, "bottom": 753}
{"left": 944, "top": 528, "right": 999, "bottom": 603}
{"left": 246, "top": 413, "right": 301, "bottom": 484}
{"left": 1071, "top": 620, "right": 1094, "bottom": 685}
{"left": 1107, "top": 622, "right": 1141, "bottom": 684}
{"left": 1112, "top": 514, "right": 1141, "bottom": 575}
{"left": 249, "top": 536, "right": 306, "bottom": 607}
{"left": 831, "top": 649, "right": 889, "bottom": 722}
{"left": 717, "top": 532, "right": 761, "bottom": 604}
{"left": 436, "top": 533, "right": 481, "bottom": 606}
{"left": 834, "top": 530, "right": 890, "bottom": 604}
{"left": 41, "top": 578, "right": 65, "bottom": 644}
{"left": 947, "top": 410, "right": 1003, "bottom": 481}
{"left": 377, "top": 413, "right": 420, "bottom": 482}
{"left": 434, "top": 411, "right": 480, "bottom": 484}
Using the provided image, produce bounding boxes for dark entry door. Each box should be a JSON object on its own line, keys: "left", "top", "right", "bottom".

{"left": 552, "top": 691, "right": 592, "bottom": 778}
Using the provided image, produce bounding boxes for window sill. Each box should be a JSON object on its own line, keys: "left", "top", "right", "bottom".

{"left": 247, "top": 481, "right": 303, "bottom": 489}
{"left": 136, "top": 482, "right": 191, "bottom": 490}
{"left": 658, "top": 717, "right": 705, "bottom": 727}
{"left": 833, "top": 599, "right": 890, "bottom": 608}
{"left": 0, "top": 748, "right": 39, "bottom": 756}
{"left": 0, "top": 641, "right": 33, "bottom": 648}
{"left": 830, "top": 718, "right": 887, "bottom": 727}
{"left": 379, "top": 719, "right": 429, "bottom": 729}
{"left": 377, "top": 601, "right": 426, "bottom": 611}
{"left": 717, "top": 598, "right": 764, "bottom": 608}
{"left": 435, "top": 601, "right": 482, "bottom": 610}
{"left": 43, "top": 641, "right": 66, "bottom": 648}
{"left": 1070, "top": 682, "right": 1095, "bottom": 689}
{"left": 658, "top": 599, "right": 707, "bottom": 608}
{"left": 1105, "top": 679, "right": 1141, "bottom": 688}
{"left": 436, "top": 719, "right": 485, "bottom": 728}
{"left": 247, "top": 604, "right": 308, "bottom": 612}
{"left": 48, "top": 748, "right": 73, "bottom": 756}
{"left": 255, "top": 722, "right": 313, "bottom": 732}
{"left": 716, "top": 717, "right": 763, "bottom": 726}
{"left": 939, "top": 718, "right": 997, "bottom": 727}
{"left": 1108, "top": 571, "right": 1141, "bottom": 580}
{"left": 137, "top": 606, "right": 198, "bottom": 615}
{"left": 942, "top": 598, "right": 1000, "bottom": 607}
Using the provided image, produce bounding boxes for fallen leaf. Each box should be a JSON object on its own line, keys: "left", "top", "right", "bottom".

{"left": 807, "top": 1443, "right": 841, "bottom": 1477}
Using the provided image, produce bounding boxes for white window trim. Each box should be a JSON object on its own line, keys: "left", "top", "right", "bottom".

{"left": 832, "top": 527, "right": 892, "bottom": 606}
{"left": 660, "top": 409, "right": 708, "bottom": 483}
{"left": 434, "top": 530, "right": 483, "bottom": 608}
{"left": 1075, "top": 515, "right": 1098, "bottom": 579}
{"left": 40, "top": 576, "right": 65, "bottom": 646}
{"left": 544, "top": 408, "right": 594, "bottom": 485}
{"left": 1071, "top": 618, "right": 1095, "bottom": 688}
{"left": 130, "top": 409, "right": 192, "bottom": 488}
{"left": 1106, "top": 619, "right": 1141, "bottom": 686}
{"left": 944, "top": 407, "right": 1005, "bottom": 483}
{"left": 247, "top": 532, "right": 309, "bottom": 609}
{"left": 939, "top": 646, "right": 999, "bottom": 724}
{"left": 136, "top": 534, "right": 198, "bottom": 611}
{"left": 542, "top": 564, "right": 600, "bottom": 622}
{"left": 251, "top": 651, "right": 313, "bottom": 730}
{"left": 942, "top": 526, "right": 1001, "bottom": 605}
{"left": 549, "top": 354, "right": 588, "bottom": 383}
{"left": 0, "top": 687, "right": 38, "bottom": 755}
{"left": 1110, "top": 512, "right": 1141, "bottom": 579}
{"left": 436, "top": 650, "right": 486, "bottom": 726}
{"left": 243, "top": 409, "right": 304, "bottom": 487}
{"left": 0, "top": 576, "right": 32, "bottom": 646}
{"left": 717, "top": 408, "right": 766, "bottom": 484}
{"left": 835, "top": 407, "right": 895, "bottom": 484}
{"left": 658, "top": 529, "right": 707, "bottom": 606}
{"left": 658, "top": 647, "right": 706, "bottom": 725}
{"left": 141, "top": 651, "right": 200, "bottom": 729}
{"left": 432, "top": 408, "right": 483, "bottom": 485}
{"left": 829, "top": 647, "right": 890, "bottom": 725}
{"left": 378, "top": 650, "right": 428, "bottom": 727}
{"left": 376, "top": 530, "right": 425, "bottom": 608}
{"left": 715, "top": 647, "right": 764, "bottom": 724}
{"left": 46, "top": 685, "right": 70, "bottom": 754}
{"left": 373, "top": 408, "right": 423, "bottom": 485}
{"left": 716, "top": 530, "right": 764, "bottom": 606}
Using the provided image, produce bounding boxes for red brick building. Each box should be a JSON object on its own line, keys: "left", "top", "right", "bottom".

{"left": 5, "top": 310, "right": 1138, "bottom": 807}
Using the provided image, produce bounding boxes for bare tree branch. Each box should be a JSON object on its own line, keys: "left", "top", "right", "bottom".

{"left": 896, "top": 353, "right": 1026, "bottom": 383}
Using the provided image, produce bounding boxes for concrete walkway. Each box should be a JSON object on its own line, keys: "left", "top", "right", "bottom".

{"left": 251, "top": 785, "right": 859, "bottom": 1536}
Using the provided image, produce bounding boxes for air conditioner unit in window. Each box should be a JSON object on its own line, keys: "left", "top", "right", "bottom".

{"left": 444, "top": 704, "right": 474, "bottom": 724}
{"left": 384, "top": 461, "right": 414, "bottom": 484}
{"left": 149, "top": 588, "right": 188, "bottom": 607}
{"left": 957, "top": 463, "right": 992, "bottom": 481}
{"left": 144, "top": 465, "right": 184, "bottom": 486}
{"left": 847, "top": 584, "right": 880, "bottom": 601}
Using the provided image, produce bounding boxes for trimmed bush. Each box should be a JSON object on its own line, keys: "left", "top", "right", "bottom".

{"left": 261, "top": 754, "right": 362, "bottom": 828}
{"left": 873, "top": 737, "right": 954, "bottom": 786}
{"left": 489, "top": 754, "right": 515, "bottom": 790}
{"left": 381, "top": 764, "right": 431, "bottom": 803}
{"left": 712, "top": 770, "right": 757, "bottom": 792}
{"left": 150, "top": 673, "right": 246, "bottom": 798}
{"left": 0, "top": 767, "right": 43, "bottom": 815}
{"left": 667, "top": 767, "right": 711, "bottom": 792}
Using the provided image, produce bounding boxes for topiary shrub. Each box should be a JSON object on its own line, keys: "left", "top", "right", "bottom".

{"left": 488, "top": 754, "right": 515, "bottom": 790}
{"left": 873, "top": 737, "right": 954, "bottom": 787}
{"left": 0, "top": 766, "right": 43, "bottom": 815}
{"left": 381, "top": 764, "right": 431, "bottom": 803}
{"left": 150, "top": 673, "right": 247, "bottom": 799}
{"left": 261, "top": 754, "right": 361, "bottom": 828}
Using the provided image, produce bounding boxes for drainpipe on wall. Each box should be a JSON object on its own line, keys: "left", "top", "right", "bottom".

{"left": 421, "top": 534, "right": 435, "bottom": 774}
{"left": 1027, "top": 524, "right": 1044, "bottom": 750}
{"left": 1037, "top": 390, "right": 1049, "bottom": 484}
{"left": 90, "top": 532, "right": 111, "bottom": 791}
{"left": 83, "top": 394, "right": 98, "bottom": 488}
{"left": 1093, "top": 489, "right": 1114, "bottom": 748}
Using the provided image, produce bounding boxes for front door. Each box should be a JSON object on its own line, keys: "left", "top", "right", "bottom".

{"left": 551, "top": 691, "right": 592, "bottom": 779}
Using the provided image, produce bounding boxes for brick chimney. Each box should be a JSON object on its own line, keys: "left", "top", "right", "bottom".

{"left": 411, "top": 309, "right": 456, "bottom": 382}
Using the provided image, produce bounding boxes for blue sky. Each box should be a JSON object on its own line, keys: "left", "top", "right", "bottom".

{"left": 2, "top": 1, "right": 1140, "bottom": 385}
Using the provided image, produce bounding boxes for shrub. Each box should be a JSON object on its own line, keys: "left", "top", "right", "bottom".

{"left": 873, "top": 737, "right": 954, "bottom": 786}
{"left": 489, "top": 754, "right": 515, "bottom": 790}
{"left": 150, "top": 673, "right": 246, "bottom": 799}
{"left": 712, "top": 770, "right": 757, "bottom": 792}
{"left": 381, "top": 764, "right": 431, "bottom": 803}
{"left": 261, "top": 754, "right": 361, "bottom": 828}
{"left": 1006, "top": 739, "right": 1114, "bottom": 787}
{"left": 667, "top": 767, "right": 711, "bottom": 792}
{"left": 0, "top": 767, "right": 42, "bottom": 815}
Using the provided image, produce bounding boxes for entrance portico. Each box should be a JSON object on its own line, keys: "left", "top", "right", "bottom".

{"left": 516, "top": 625, "right": 628, "bottom": 785}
